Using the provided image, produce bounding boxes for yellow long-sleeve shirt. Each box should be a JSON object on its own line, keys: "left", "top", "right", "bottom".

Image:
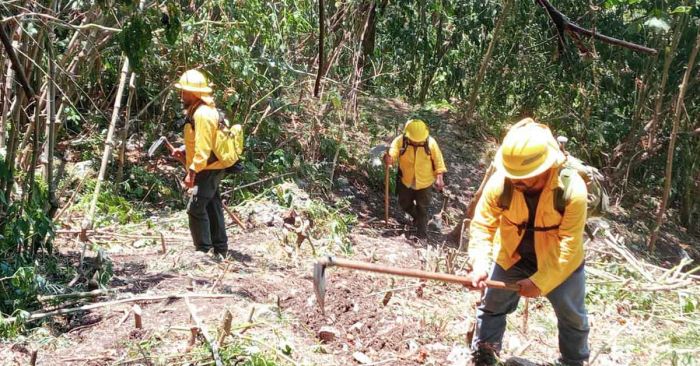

{"left": 388, "top": 136, "right": 447, "bottom": 190}
{"left": 184, "top": 101, "right": 227, "bottom": 172}
{"left": 468, "top": 167, "right": 587, "bottom": 295}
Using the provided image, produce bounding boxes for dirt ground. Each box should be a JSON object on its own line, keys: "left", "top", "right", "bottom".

{"left": 2, "top": 99, "right": 698, "bottom": 366}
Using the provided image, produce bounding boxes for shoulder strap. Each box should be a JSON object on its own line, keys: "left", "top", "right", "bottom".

{"left": 498, "top": 178, "right": 513, "bottom": 210}
{"left": 399, "top": 135, "right": 408, "bottom": 156}
{"left": 398, "top": 136, "right": 436, "bottom": 172}
{"left": 553, "top": 168, "right": 574, "bottom": 215}
{"left": 185, "top": 101, "right": 207, "bottom": 127}
{"left": 426, "top": 136, "right": 435, "bottom": 171}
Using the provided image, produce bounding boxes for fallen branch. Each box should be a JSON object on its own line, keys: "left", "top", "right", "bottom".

{"left": 223, "top": 204, "right": 246, "bottom": 230}
{"left": 185, "top": 297, "right": 223, "bottom": 366}
{"left": 1, "top": 293, "right": 241, "bottom": 323}
{"left": 221, "top": 172, "right": 296, "bottom": 196}
{"left": 535, "top": 0, "right": 657, "bottom": 55}
{"left": 37, "top": 288, "right": 117, "bottom": 302}
{"left": 633, "top": 280, "right": 694, "bottom": 292}
{"left": 209, "top": 263, "right": 231, "bottom": 293}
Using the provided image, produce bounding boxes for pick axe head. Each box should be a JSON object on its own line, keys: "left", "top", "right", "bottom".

{"left": 369, "top": 144, "right": 389, "bottom": 167}
{"left": 147, "top": 136, "right": 167, "bottom": 157}
{"left": 147, "top": 136, "right": 175, "bottom": 158}
{"left": 313, "top": 262, "right": 327, "bottom": 314}
{"left": 313, "top": 257, "right": 334, "bottom": 314}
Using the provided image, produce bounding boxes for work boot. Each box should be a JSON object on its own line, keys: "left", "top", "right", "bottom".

{"left": 469, "top": 348, "right": 501, "bottom": 366}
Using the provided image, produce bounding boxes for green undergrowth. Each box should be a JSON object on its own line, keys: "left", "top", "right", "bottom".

{"left": 72, "top": 178, "right": 145, "bottom": 227}
{"left": 270, "top": 181, "right": 358, "bottom": 255}
{"left": 121, "top": 332, "right": 281, "bottom": 365}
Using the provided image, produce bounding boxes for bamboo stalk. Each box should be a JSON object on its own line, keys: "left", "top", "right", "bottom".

{"left": 313, "top": 0, "right": 325, "bottom": 98}
{"left": 1, "top": 293, "right": 242, "bottom": 323}
{"left": 465, "top": 0, "right": 512, "bottom": 121}
{"left": 132, "top": 304, "right": 143, "bottom": 329}
{"left": 45, "top": 32, "right": 58, "bottom": 217}
{"left": 0, "top": 49, "right": 13, "bottom": 149}
{"left": 185, "top": 297, "right": 223, "bottom": 366}
{"left": 116, "top": 72, "right": 137, "bottom": 188}
{"left": 648, "top": 16, "right": 685, "bottom": 151}
{"left": 217, "top": 310, "right": 233, "bottom": 344}
{"left": 81, "top": 56, "right": 130, "bottom": 239}
{"left": 37, "top": 288, "right": 117, "bottom": 302}
{"left": 649, "top": 29, "right": 700, "bottom": 251}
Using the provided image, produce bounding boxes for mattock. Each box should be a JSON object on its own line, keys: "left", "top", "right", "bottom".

{"left": 313, "top": 256, "right": 519, "bottom": 314}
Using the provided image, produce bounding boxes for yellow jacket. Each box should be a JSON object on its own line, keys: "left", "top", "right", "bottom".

{"left": 184, "top": 101, "right": 228, "bottom": 172}
{"left": 468, "top": 167, "right": 587, "bottom": 295}
{"left": 388, "top": 136, "right": 447, "bottom": 190}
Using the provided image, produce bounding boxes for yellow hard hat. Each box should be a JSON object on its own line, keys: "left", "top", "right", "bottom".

{"left": 404, "top": 119, "right": 429, "bottom": 142}
{"left": 494, "top": 118, "right": 564, "bottom": 179}
{"left": 174, "top": 69, "right": 213, "bottom": 93}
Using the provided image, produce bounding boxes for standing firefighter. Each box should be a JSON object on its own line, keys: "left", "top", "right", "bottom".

{"left": 384, "top": 119, "right": 447, "bottom": 238}
{"left": 172, "top": 69, "right": 234, "bottom": 257}
{"left": 467, "top": 119, "right": 589, "bottom": 366}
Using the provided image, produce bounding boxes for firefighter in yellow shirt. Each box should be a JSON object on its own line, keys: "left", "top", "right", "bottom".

{"left": 384, "top": 119, "right": 447, "bottom": 238}
{"left": 172, "top": 70, "right": 231, "bottom": 256}
{"left": 467, "top": 119, "right": 589, "bottom": 366}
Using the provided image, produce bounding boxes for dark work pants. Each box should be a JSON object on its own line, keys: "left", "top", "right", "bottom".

{"left": 397, "top": 181, "right": 432, "bottom": 237}
{"left": 473, "top": 264, "right": 590, "bottom": 365}
{"left": 187, "top": 169, "right": 227, "bottom": 255}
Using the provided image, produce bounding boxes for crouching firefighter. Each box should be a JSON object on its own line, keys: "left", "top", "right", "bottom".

{"left": 383, "top": 119, "right": 447, "bottom": 238}
{"left": 172, "top": 69, "right": 244, "bottom": 257}
{"left": 467, "top": 119, "right": 590, "bottom": 366}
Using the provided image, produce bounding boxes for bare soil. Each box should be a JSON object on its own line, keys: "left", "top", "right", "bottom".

{"left": 2, "top": 98, "right": 698, "bottom": 366}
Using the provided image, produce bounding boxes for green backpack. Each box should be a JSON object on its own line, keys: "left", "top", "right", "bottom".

{"left": 498, "top": 155, "right": 609, "bottom": 237}
{"left": 213, "top": 110, "right": 245, "bottom": 168}
{"left": 184, "top": 107, "right": 245, "bottom": 169}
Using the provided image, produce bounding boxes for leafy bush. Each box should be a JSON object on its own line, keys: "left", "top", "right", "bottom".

{"left": 74, "top": 179, "right": 144, "bottom": 227}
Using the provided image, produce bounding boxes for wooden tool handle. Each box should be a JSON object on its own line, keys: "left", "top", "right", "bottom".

{"left": 325, "top": 257, "right": 519, "bottom": 292}
{"left": 163, "top": 138, "right": 176, "bottom": 153}
{"left": 384, "top": 162, "right": 390, "bottom": 225}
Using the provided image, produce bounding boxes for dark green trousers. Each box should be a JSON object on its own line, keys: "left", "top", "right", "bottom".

{"left": 187, "top": 169, "right": 227, "bottom": 255}
{"left": 397, "top": 181, "right": 432, "bottom": 237}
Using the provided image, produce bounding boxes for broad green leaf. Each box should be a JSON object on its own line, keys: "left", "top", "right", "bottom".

{"left": 670, "top": 6, "right": 693, "bottom": 14}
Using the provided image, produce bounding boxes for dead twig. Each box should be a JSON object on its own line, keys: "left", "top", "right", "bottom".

{"left": 209, "top": 263, "right": 231, "bottom": 293}
{"left": 239, "top": 306, "right": 256, "bottom": 335}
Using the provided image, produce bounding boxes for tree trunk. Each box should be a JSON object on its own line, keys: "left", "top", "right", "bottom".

{"left": 464, "top": 0, "right": 512, "bottom": 122}
{"left": 314, "top": 0, "right": 324, "bottom": 97}
{"left": 81, "top": 57, "right": 130, "bottom": 238}
{"left": 648, "top": 29, "right": 700, "bottom": 251}
{"left": 45, "top": 34, "right": 58, "bottom": 218}
{"left": 418, "top": 1, "right": 448, "bottom": 104}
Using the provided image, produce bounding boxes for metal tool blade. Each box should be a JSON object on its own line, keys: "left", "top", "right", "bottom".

{"left": 147, "top": 136, "right": 166, "bottom": 157}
